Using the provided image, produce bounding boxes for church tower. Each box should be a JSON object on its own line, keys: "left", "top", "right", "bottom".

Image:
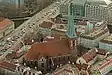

{"left": 66, "top": 3, "right": 77, "bottom": 50}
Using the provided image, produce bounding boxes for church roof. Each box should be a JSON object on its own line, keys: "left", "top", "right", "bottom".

{"left": 24, "top": 39, "right": 71, "bottom": 61}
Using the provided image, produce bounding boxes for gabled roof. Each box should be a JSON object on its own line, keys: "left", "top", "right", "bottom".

{"left": 0, "top": 61, "right": 17, "bottom": 72}
{"left": 24, "top": 39, "right": 71, "bottom": 60}
{"left": 82, "top": 49, "right": 97, "bottom": 63}
{"left": 0, "top": 17, "right": 13, "bottom": 30}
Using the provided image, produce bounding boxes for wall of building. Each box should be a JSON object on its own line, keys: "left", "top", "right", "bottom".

{"left": 0, "top": 67, "right": 20, "bottom": 75}
{"left": 99, "top": 42, "right": 112, "bottom": 53}
{"left": 24, "top": 54, "right": 73, "bottom": 73}
{"left": 60, "top": 3, "right": 109, "bottom": 22}
{"left": 80, "top": 31, "right": 109, "bottom": 48}
{"left": 85, "top": 4, "right": 108, "bottom": 21}
{"left": 40, "top": 28, "right": 51, "bottom": 37}
{"left": 1, "top": 0, "right": 25, "bottom": 9}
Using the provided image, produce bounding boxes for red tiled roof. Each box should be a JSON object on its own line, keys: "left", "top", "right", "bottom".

{"left": 97, "top": 48, "right": 109, "bottom": 55}
{"left": 40, "top": 21, "right": 53, "bottom": 29}
{"left": 24, "top": 39, "right": 71, "bottom": 60}
{"left": 82, "top": 49, "right": 97, "bottom": 63}
{"left": 0, "top": 17, "right": 13, "bottom": 30}
{"left": 0, "top": 61, "right": 17, "bottom": 72}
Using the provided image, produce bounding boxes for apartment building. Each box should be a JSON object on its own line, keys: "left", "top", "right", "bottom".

{"left": 60, "top": 0, "right": 109, "bottom": 22}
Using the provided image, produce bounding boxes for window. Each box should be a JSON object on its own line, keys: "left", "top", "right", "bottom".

{"left": 21, "top": 69, "right": 23, "bottom": 72}
{"left": 67, "top": 56, "right": 70, "bottom": 60}
{"left": 63, "top": 56, "right": 66, "bottom": 60}
{"left": 58, "top": 57, "right": 61, "bottom": 62}
{"left": 41, "top": 63, "right": 44, "bottom": 67}
{"left": 33, "top": 73, "right": 35, "bottom": 75}
{"left": 29, "top": 72, "right": 31, "bottom": 75}
{"left": 17, "top": 67, "right": 20, "bottom": 71}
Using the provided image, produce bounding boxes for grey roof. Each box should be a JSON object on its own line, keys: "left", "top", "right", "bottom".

{"left": 73, "top": 0, "right": 87, "bottom": 6}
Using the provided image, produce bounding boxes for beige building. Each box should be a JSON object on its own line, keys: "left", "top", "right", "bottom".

{"left": 99, "top": 34, "right": 112, "bottom": 53}
{"left": 79, "top": 27, "right": 109, "bottom": 48}
{"left": 85, "top": 4, "right": 108, "bottom": 21}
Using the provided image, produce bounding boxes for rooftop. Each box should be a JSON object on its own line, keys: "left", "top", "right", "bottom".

{"left": 100, "top": 34, "right": 112, "bottom": 44}
{"left": 81, "top": 28, "right": 108, "bottom": 40}
{"left": 24, "top": 39, "right": 71, "bottom": 61}
{"left": 0, "top": 17, "right": 13, "bottom": 30}
{"left": 0, "top": 61, "right": 17, "bottom": 72}
{"left": 101, "top": 34, "right": 112, "bottom": 42}
{"left": 39, "top": 21, "right": 53, "bottom": 29}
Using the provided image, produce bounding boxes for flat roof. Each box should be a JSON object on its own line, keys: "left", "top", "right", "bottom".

{"left": 100, "top": 34, "right": 112, "bottom": 44}
{"left": 81, "top": 29, "right": 108, "bottom": 40}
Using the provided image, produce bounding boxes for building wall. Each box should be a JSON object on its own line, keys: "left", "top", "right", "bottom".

{"left": 24, "top": 54, "right": 73, "bottom": 73}
{"left": 99, "top": 42, "right": 112, "bottom": 53}
{"left": 60, "top": 3, "right": 109, "bottom": 22}
{"left": 60, "top": 4, "right": 68, "bottom": 16}
{"left": 39, "top": 28, "right": 51, "bottom": 37}
{"left": 0, "top": 67, "right": 20, "bottom": 75}
{"left": 2, "top": 0, "right": 25, "bottom": 9}
{"left": 85, "top": 4, "right": 108, "bottom": 21}
{"left": 80, "top": 31, "right": 109, "bottom": 48}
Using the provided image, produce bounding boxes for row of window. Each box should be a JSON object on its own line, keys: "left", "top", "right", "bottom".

{"left": 86, "top": 4, "right": 107, "bottom": 10}
{"left": 81, "top": 29, "right": 108, "bottom": 40}
{"left": 17, "top": 67, "right": 36, "bottom": 75}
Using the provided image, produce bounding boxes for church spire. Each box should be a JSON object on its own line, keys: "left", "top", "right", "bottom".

{"left": 66, "top": 3, "right": 77, "bottom": 38}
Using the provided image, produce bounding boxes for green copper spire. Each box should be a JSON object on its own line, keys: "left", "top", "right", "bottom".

{"left": 66, "top": 3, "right": 77, "bottom": 38}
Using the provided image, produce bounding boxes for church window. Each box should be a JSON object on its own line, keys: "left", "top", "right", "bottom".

{"left": 41, "top": 63, "right": 44, "bottom": 67}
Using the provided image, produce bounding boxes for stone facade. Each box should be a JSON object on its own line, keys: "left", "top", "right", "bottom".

{"left": 24, "top": 54, "right": 73, "bottom": 73}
